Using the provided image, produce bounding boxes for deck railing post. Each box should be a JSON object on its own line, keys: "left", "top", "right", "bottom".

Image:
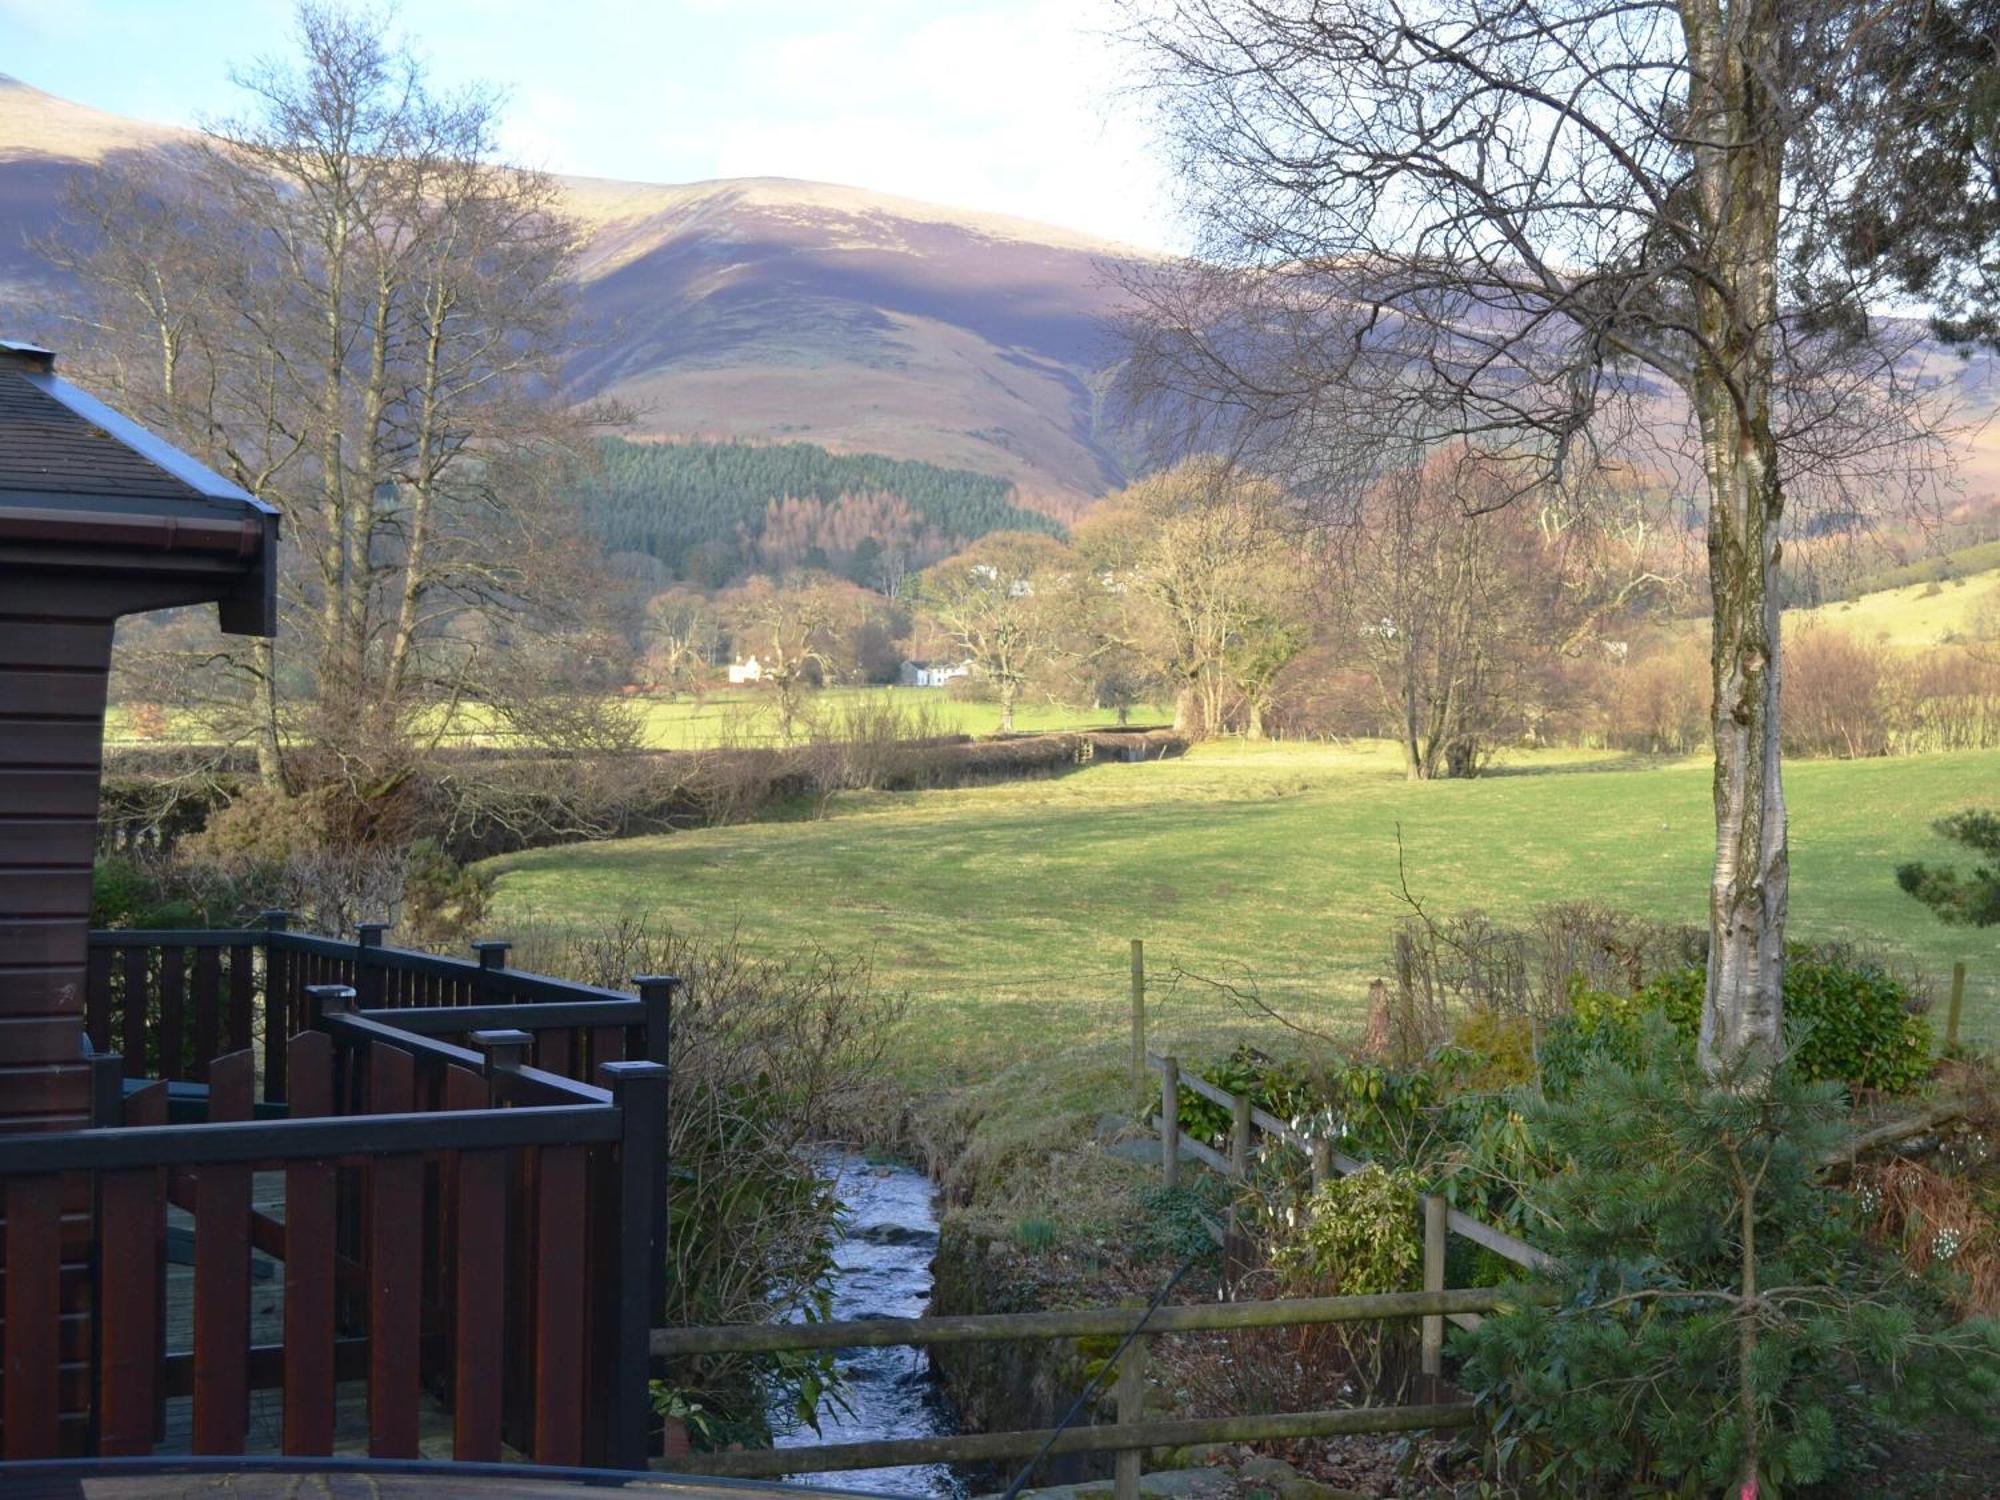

{"left": 306, "top": 986, "right": 359, "bottom": 1113}
{"left": 600, "top": 1059, "right": 669, "bottom": 1469}
{"left": 261, "top": 910, "right": 293, "bottom": 1067}
{"left": 1230, "top": 1092, "right": 1253, "bottom": 1177}
{"left": 1160, "top": 1056, "right": 1180, "bottom": 1190}
{"left": 473, "top": 1028, "right": 533, "bottom": 1104}
{"left": 471, "top": 941, "right": 512, "bottom": 1005}
{"left": 634, "top": 976, "right": 678, "bottom": 1325}
{"left": 355, "top": 924, "right": 388, "bottom": 1008}
{"left": 1421, "top": 1195, "right": 1447, "bottom": 1391}
{"left": 1115, "top": 1332, "right": 1147, "bottom": 1500}
{"left": 88, "top": 1048, "right": 123, "bottom": 1127}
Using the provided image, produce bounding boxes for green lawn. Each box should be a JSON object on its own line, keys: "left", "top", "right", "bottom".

{"left": 486, "top": 740, "right": 2000, "bottom": 1081}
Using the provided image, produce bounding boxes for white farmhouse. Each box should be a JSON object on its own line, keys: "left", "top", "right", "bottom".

{"left": 899, "top": 659, "right": 973, "bottom": 688}
{"left": 727, "top": 656, "right": 764, "bottom": 685}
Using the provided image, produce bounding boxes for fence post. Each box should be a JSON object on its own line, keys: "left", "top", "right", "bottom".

{"left": 634, "top": 975, "right": 679, "bottom": 1325}
{"left": 1130, "top": 939, "right": 1146, "bottom": 1115}
{"left": 88, "top": 1048, "right": 124, "bottom": 1127}
{"left": 1230, "top": 1092, "right": 1253, "bottom": 1177}
{"left": 600, "top": 1059, "right": 669, "bottom": 1470}
{"left": 1114, "top": 1333, "right": 1147, "bottom": 1500}
{"left": 1310, "top": 1136, "right": 1332, "bottom": 1191}
{"left": 303, "top": 983, "right": 355, "bottom": 1027}
{"left": 1421, "top": 1195, "right": 1446, "bottom": 1391}
{"left": 473, "top": 1028, "right": 532, "bottom": 1105}
{"left": 1948, "top": 962, "right": 1966, "bottom": 1050}
{"left": 1160, "top": 1056, "right": 1180, "bottom": 1190}
{"left": 261, "top": 910, "right": 293, "bottom": 1062}
{"left": 355, "top": 923, "right": 388, "bottom": 1008}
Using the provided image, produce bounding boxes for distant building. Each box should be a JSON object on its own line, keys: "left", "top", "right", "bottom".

{"left": 899, "top": 658, "right": 973, "bottom": 688}
{"left": 727, "top": 655, "right": 764, "bottom": 684}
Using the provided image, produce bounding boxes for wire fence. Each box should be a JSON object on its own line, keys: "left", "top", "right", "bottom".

{"left": 879, "top": 938, "right": 1996, "bottom": 1077}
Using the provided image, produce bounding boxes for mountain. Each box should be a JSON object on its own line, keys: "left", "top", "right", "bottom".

{"left": 0, "top": 74, "right": 1143, "bottom": 510}
{"left": 5, "top": 73, "right": 2000, "bottom": 520}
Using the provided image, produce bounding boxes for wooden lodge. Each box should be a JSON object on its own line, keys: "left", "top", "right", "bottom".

{"left": 0, "top": 343, "right": 673, "bottom": 1477}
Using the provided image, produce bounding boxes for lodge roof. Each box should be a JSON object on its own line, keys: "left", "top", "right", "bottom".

{"left": 0, "top": 341, "right": 272, "bottom": 516}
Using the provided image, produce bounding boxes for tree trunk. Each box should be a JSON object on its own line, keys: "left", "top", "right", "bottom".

{"left": 1686, "top": 0, "right": 1789, "bottom": 1079}
{"left": 1246, "top": 697, "right": 1266, "bottom": 740}
{"left": 1173, "top": 684, "right": 1199, "bottom": 738}
{"left": 253, "top": 636, "right": 286, "bottom": 787}
{"left": 1699, "top": 399, "right": 1788, "bottom": 1077}
{"left": 999, "top": 684, "right": 1017, "bottom": 734}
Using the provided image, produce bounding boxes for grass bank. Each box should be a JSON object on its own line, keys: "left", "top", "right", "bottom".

{"left": 486, "top": 740, "right": 2000, "bottom": 1082}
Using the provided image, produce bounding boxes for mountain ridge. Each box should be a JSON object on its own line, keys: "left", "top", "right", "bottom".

{"left": 0, "top": 73, "right": 1142, "bottom": 505}
{"left": 5, "top": 74, "right": 1999, "bottom": 520}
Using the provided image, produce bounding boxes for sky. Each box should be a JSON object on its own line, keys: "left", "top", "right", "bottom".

{"left": 0, "top": 0, "right": 1182, "bottom": 250}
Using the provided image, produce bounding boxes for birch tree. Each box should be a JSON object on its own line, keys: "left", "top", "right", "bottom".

{"left": 1119, "top": 0, "right": 1959, "bottom": 1075}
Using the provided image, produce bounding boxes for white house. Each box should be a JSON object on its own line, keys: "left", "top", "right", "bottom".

{"left": 899, "top": 658, "right": 973, "bottom": 688}
{"left": 727, "top": 656, "right": 764, "bottom": 685}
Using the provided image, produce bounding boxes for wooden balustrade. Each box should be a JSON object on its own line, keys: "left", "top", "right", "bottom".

{"left": 4, "top": 925, "right": 672, "bottom": 1472}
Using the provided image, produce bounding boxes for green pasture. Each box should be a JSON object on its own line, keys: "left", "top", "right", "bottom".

{"left": 615, "top": 687, "right": 1169, "bottom": 749}
{"left": 1791, "top": 567, "right": 2000, "bottom": 649}
{"left": 486, "top": 740, "right": 2000, "bottom": 1082}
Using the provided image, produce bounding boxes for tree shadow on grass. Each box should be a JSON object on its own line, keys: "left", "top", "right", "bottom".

{"left": 1477, "top": 750, "right": 1697, "bottom": 779}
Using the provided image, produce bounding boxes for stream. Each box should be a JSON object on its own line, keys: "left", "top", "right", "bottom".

{"left": 775, "top": 1149, "right": 967, "bottom": 1498}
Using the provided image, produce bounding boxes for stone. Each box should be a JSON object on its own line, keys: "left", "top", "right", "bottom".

{"left": 1236, "top": 1456, "right": 1300, "bottom": 1486}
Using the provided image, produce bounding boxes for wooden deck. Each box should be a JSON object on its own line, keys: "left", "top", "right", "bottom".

{"left": 158, "top": 1173, "right": 461, "bottom": 1458}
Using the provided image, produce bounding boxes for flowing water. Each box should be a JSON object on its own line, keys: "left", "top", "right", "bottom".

{"left": 774, "top": 1149, "right": 966, "bottom": 1498}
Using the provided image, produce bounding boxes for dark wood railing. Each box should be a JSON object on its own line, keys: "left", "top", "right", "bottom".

{"left": 2, "top": 922, "right": 672, "bottom": 1472}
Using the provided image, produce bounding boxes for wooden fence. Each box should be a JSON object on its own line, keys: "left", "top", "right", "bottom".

{"left": 2, "top": 923, "right": 673, "bottom": 1470}
{"left": 1147, "top": 1050, "right": 1554, "bottom": 1372}
{"left": 647, "top": 1285, "right": 1554, "bottom": 1496}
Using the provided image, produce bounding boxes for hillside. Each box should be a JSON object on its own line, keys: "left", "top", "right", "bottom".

{"left": 0, "top": 73, "right": 1142, "bottom": 509}
{"left": 6, "top": 73, "right": 2000, "bottom": 517}
{"left": 1792, "top": 565, "right": 2000, "bottom": 649}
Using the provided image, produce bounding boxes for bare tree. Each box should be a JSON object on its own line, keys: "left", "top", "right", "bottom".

{"left": 53, "top": 2, "right": 616, "bottom": 827}
{"left": 912, "top": 532, "right": 1076, "bottom": 732}
{"left": 717, "top": 574, "right": 846, "bottom": 740}
{"left": 1077, "top": 457, "right": 1309, "bottom": 737}
{"left": 642, "top": 586, "right": 723, "bottom": 697}
{"left": 1334, "top": 452, "right": 1587, "bottom": 777}
{"left": 1119, "top": 0, "right": 1960, "bottom": 1079}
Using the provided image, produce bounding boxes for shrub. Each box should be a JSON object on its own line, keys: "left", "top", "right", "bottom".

{"left": 1271, "top": 1164, "right": 1423, "bottom": 1295}
{"left": 398, "top": 838, "right": 494, "bottom": 949}
{"left": 1781, "top": 954, "right": 1933, "bottom": 1095}
{"left": 1451, "top": 1004, "right": 1539, "bottom": 1087}
{"left": 1568, "top": 956, "right": 1930, "bottom": 1096}
{"left": 1262, "top": 1164, "right": 1425, "bottom": 1402}
{"left": 1459, "top": 1026, "right": 2000, "bottom": 1497}
{"left": 1784, "top": 626, "right": 1890, "bottom": 758}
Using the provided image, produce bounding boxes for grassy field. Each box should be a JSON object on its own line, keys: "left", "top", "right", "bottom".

{"left": 616, "top": 687, "right": 1168, "bottom": 749}
{"left": 486, "top": 740, "right": 2000, "bottom": 1082}
{"left": 1791, "top": 567, "right": 2000, "bottom": 648}
{"left": 103, "top": 686, "right": 1164, "bottom": 750}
